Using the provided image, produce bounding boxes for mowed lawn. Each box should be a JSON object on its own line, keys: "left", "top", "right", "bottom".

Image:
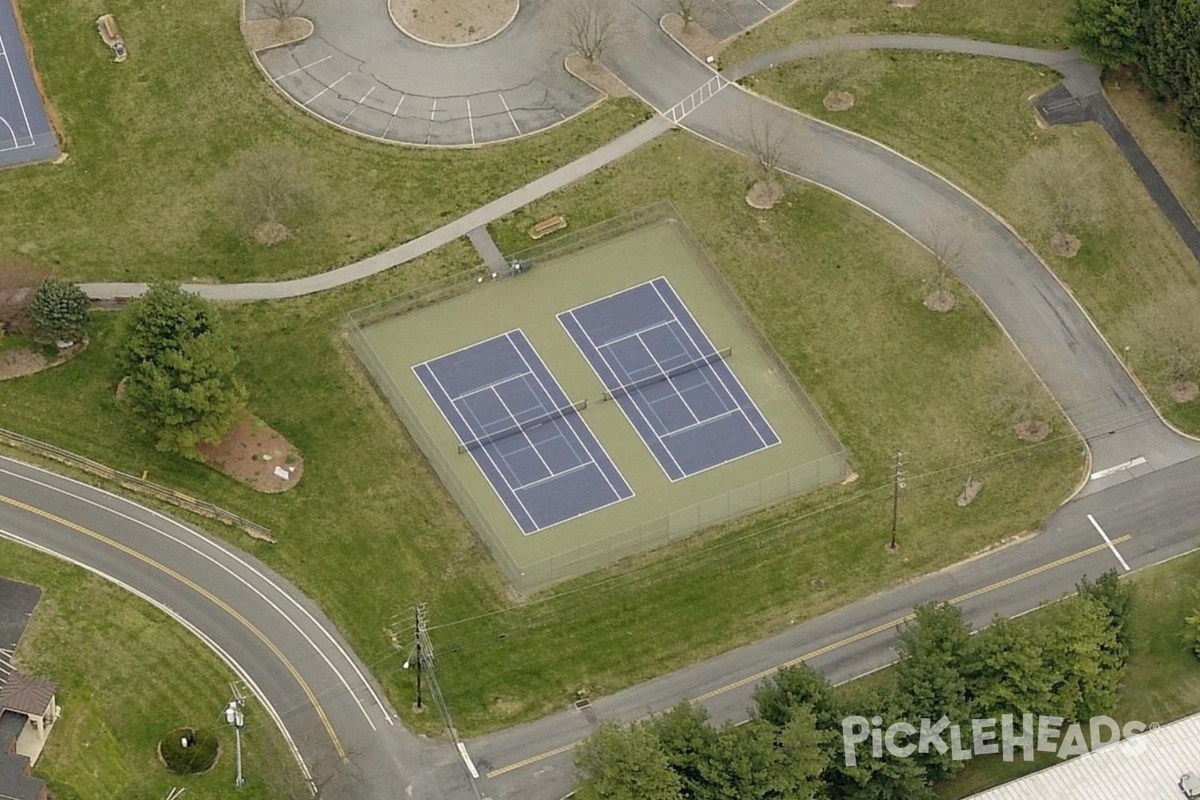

{"left": 0, "top": 0, "right": 648, "bottom": 283}
{"left": 0, "top": 541, "right": 298, "bottom": 799}
{"left": 743, "top": 51, "right": 1200, "bottom": 434}
{"left": 721, "top": 0, "right": 1073, "bottom": 66}
{"left": 935, "top": 550, "right": 1200, "bottom": 798}
{"left": 0, "top": 131, "right": 1083, "bottom": 735}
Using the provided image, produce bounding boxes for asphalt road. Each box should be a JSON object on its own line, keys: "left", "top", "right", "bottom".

{"left": 14, "top": 6, "right": 1200, "bottom": 800}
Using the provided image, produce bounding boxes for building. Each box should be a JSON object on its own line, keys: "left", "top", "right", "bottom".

{"left": 0, "top": 579, "right": 55, "bottom": 800}
{"left": 965, "top": 712, "right": 1200, "bottom": 800}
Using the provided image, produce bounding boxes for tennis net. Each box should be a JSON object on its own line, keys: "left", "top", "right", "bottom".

{"left": 601, "top": 346, "right": 732, "bottom": 402}
{"left": 457, "top": 399, "right": 587, "bottom": 453}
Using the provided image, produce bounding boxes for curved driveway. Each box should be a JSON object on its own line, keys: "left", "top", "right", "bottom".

{"left": 22, "top": 8, "right": 1200, "bottom": 800}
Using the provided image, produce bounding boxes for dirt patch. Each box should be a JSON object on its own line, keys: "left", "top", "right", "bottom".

{"left": 389, "top": 0, "right": 518, "bottom": 46}
{"left": 1013, "top": 419, "right": 1051, "bottom": 442}
{"left": 661, "top": 13, "right": 723, "bottom": 63}
{"left": 923, "top": 289, "right": 957, "bottom": 312}
{"left": 746, "top": 179, "right": 784, "bottom": 209}
{"left": 891, "top": 0, "right": 919, "bottom": 6}
{"left": 196, "top": 411, "right": 304, "bottom": 493}
{"left": 254, "top": 220, "right": 290, "bottom": 246}
{"left": 957, "top": 479, "right": 983, "bottom": 507}
{"left": 0, "top": 340, "right": 86, "bottom": 382}
{"left": 1170, "top": 381, "right": 1199, "bottom": 403}
{"left": 823, "top": 90, "right": 856, "bottom": 111}
{"left": 564, "top": 54, "right": 632, "bottom": 99}
{"left": 241, "top": 17, "right": 313, "bottom": 52}
{"left": 1051, "top": 231, "right": 1081, "bottom": 258}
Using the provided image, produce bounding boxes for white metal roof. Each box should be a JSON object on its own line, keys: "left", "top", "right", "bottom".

{"left": 965, "top": 713, "right": 1200, "bottom": 800}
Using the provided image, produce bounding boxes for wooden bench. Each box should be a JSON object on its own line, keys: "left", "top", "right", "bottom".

{"left": 528, "top": 214, "right": 567, "bottom": 240}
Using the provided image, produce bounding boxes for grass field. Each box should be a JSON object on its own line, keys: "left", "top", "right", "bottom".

{"left": 720, "top": 0, "right": 1073, "bottom": 67}
{"left": 0, "top": 542, "right": 297, "bottom": 799}
{"left": 0, "top": 0, "right": 648, "bottom": 283}
{"left": 934, "top": 549, "right": 1200, "bottom": 798}
{"left": 0, "top": 130, "right": 1084, "bottom": 735}
{"left": 743, "top": 51, "right": 1200, "bottom": 435}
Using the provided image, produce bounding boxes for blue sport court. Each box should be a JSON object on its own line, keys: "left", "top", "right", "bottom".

{"left": 0, "top": 0, "right": 58, "bottom": 168}
{"left": 559, "top": 277, "right": 780, "bottom": 481}
{"left": 413, "top": 330, "right": 633, "bottom": 535}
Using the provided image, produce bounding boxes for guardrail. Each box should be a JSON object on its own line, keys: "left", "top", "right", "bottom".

{"left": 0, "top": 426, "right": 275, "bottom": 543}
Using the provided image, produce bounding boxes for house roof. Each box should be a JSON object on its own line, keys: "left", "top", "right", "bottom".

{"left": 965, "top": 712, "right": 1200, "bottom": 800}
{"left": 0, "top": 749, "right": 44, "bottom": 800}
{"left": 0, "top": 673, "right": 55, "bottom": 718}
{"left": 0, "top": 580, "right": 40, "bottom": 657}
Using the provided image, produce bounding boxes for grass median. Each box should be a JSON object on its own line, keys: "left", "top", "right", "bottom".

{"left": 0, "top": 131, "right": 1083, "bottom": 736}
{"left": 720, "top": 0, "right": 1072, "bottom": 67}
{"left": 0, "top": 541, "right": 298, "bottom": 799}
{"left": 743, "top": 51, "right": 1200, "bottom": 435}
{"left": 1, "top": 0, "right": 649, "bottom": 284}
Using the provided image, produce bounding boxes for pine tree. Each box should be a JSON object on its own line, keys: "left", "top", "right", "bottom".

{"left": 28, "top": 279, "right": 90, "bottom": 344}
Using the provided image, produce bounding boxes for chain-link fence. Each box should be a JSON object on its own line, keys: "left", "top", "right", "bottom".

{"left": 346, "top": 203, "right": 846, "bottom": 594}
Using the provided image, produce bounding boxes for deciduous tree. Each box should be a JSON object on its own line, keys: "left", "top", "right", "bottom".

{"left": 574, "top": 723, "right": 682, "bottom": 800}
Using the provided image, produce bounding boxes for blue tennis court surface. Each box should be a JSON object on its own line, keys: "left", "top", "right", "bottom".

{"left": 413, "top": 330, "right": 633, "bottom": 535}
{"left": 0, "top": 0, "right": 58, "bottom": 168}
{"left": 559, "top": 277, "right": 780, "bottom": 481}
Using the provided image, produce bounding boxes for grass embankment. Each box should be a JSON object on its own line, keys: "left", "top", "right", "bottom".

{"left": 0, "top": 0, "right": 648, "bottom": 283}
{"left": 935, "top": 550, "right": 1200, "bottom": 798}
{"left": 0, "top": 541, "right": 296, "bottom": 799}
{"left": 744, "top": 52, "right": 1200, "bottom": 434}
{"left": 721, "top": 0, "right": 1072, "bottom": 66}
{"left": 0, "top": 131, "right": 1083, "bottom": 735}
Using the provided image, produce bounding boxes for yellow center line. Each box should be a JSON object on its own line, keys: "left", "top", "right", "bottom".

{"left": 485, "top": 534, "right": 1132, "bottom": 779}
{"left": 0, "top": 493, "right": 347, "bottom": 760}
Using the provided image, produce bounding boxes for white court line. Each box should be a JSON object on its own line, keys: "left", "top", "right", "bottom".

{"left": 382, "top": 95, "right": 405, "bottom": 139}
{"left": 452, "top": 370, "right": 530, "bottom": 403}
{"left": 419, "top": 364, "right": 536, "bottom": 532}
{"left": 661, "top": 319, "right": 737, "bottom": 416}
{"left": 633, "top": 332, "right": 702, "bottom": 425}
{"left": 489, "top": 384, "right": 555, "bottom": 477}
{"left": 1, "top": 37, "right": 33, "bottom": 146}
{"left": 1087, "top": 514, "right": 1131, "bottom": 571}
{"left": 340, "top": 86, "right": 374, "bottom": 124}
{"left": 661, "top": 409, "right": 740, "bottom": 438}
{"left": 272, "top": 54, "right": 332, "bottom": 82}
{"left": 601, "top": 318, "right": 675, "bottom": 348}
{"left": 519, "top": 462, "right": 591, "bottom": 492}
{"left": 1089, "top": 455, "right": 1147, "bottom": 481}
{"left": 302, "top": 72, "right": 350, "bottom": 107}
{"left": 563, "top": 311, "right": 688, "bottom": 480}
{"left": 498, "top": 92, "right": 520, "bottom": 135}
{"left": 413, "top": 329, "right": 520, "bottom": 367}
{"left": 0, "top": 115, "right": 24, "bottom": 151}
{"left": 653, "top": 278, "right": 780, "bottom": 449}
{"left": 507, "top": 331, "right": 633, "bottom": 501}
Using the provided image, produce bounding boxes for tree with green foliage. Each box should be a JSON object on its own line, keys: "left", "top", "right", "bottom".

{"left": 894, "top": 603, "right": 974, "bottom": 779}
{"left": 28, "top": 278, "right": 90, "bottom": 345}
{"left": 648, "top": 703, "right": 719, "bottom": 800}
{"left": 116, "top": 283, "right": 246, "bottom": 457}
{"left": 1185, "top": 585, "right": 1200, "bottom": 660}
{"left": 1035, "top": 595, "right": 1124, "bottom": 720}
{"left": 574, "top": 723, "right": 682, "bottom": 800}
{"left": 1140, "top": 0, "right": 1200, "bottom": 140}
{"left": 834, "top": 682, "right": 935, "bottom": 800}
{"left": 774, "top": 705, "right": 834, "bottom": 800}
{"left": 1066, "top": 0, "right": 1146, "bottom": 69}
{"left": 1077, "top": 570, "right": 1135, "bottom": 665}
{"left": 969, "top": 616, "right": 1055, "bottom": 720}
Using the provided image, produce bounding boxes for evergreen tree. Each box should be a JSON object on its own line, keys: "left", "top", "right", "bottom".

{"left": 28, "top": 279, "right": 90, "bottom": 344}
{"left": 1066, "top": 0, "right": 1147, "bottom": 69}
{"left": 1077, "top": 570, "right": 1135, "bottom": 665}
{"left": 116, "top": 283, "right": 246, "bottom": 457}
{"left": 1140, "top": 0, "right": 1200, "bottom": 140}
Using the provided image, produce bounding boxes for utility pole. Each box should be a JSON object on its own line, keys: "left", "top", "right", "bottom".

{"left": 224, "top": 683, "right": 246, "bottom": 788}
{"left": 410, "top": 604, "right": 433, "bottom": 713}
{"left": 889, "top": 451, "right": 905, "bottom": 552}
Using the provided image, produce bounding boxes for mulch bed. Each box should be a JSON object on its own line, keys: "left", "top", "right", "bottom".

{"left": 746, "top": 179, "right": 784, "bottom": 209}
{"left": 923, "top": 289, "right": 957, "bottom": 312}
{"left": 389, "top": 0, "right": 517, "bottom": 45}
{"left": 0, "top": 340, "right": 87, "bottom": 382}
{"left": 565, "top": 54, "right": 632, "bottom": 99}
{"left": 196, "top": 411, "right": 304, "bottom": 493}
{"left": 1013, "top": 419, "right": 1051, "bottom": 442}
{"left": 661, "top": 13, "right": 723, "bottom": 63}
{"left": 241, "top": 17, "right": 313, "bottom": 52}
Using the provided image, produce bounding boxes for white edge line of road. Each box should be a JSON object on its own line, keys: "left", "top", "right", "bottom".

{"left": 1086, "top": 513, "right": 1132, "bottom": 572}
{"left": 0, "top": 526, "right": 318, "bottom": 793}
{"left": 0, "top": 460, "right": 394, "bottom": 728}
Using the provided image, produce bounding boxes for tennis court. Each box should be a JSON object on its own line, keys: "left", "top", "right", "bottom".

{"left": 559, "top": 277, "right": 780, "bottom": 481}
{"left": 413, "top": 330, "right": 633, "bottom": 534}
{"left": 0, "top": 0, "right": 58, "bottom": 168}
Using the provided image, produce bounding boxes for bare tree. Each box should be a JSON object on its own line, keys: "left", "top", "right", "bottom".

{"left": 743, "top": 113, "right": 788, "bottom": 179}
{"left": 0, "top": 261, "right": 50, "bottom": 336}
{"left": 259, "top": 0, "right": 301, "bottom": 26}
{"left": 1008, "top": 139, "right": 1103, "bottom": 254}
{"left": 923, "top": 213, "right": 971, "bottom": 292}
{"left": 664, "top": 0, "right": 729, "bottom": 30}
{"left": 1130, "top": 293, "right": 1200, "bottom": 385}
{"left": 224, "top": 144, "right": 317, "bottom": 245}
{"left": 558, "top": 0, "right": 623, "bottom": 63}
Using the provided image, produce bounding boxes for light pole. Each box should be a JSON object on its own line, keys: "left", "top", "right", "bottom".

{"left": 225, "top": 699, "right": 245, "bottom": 788}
